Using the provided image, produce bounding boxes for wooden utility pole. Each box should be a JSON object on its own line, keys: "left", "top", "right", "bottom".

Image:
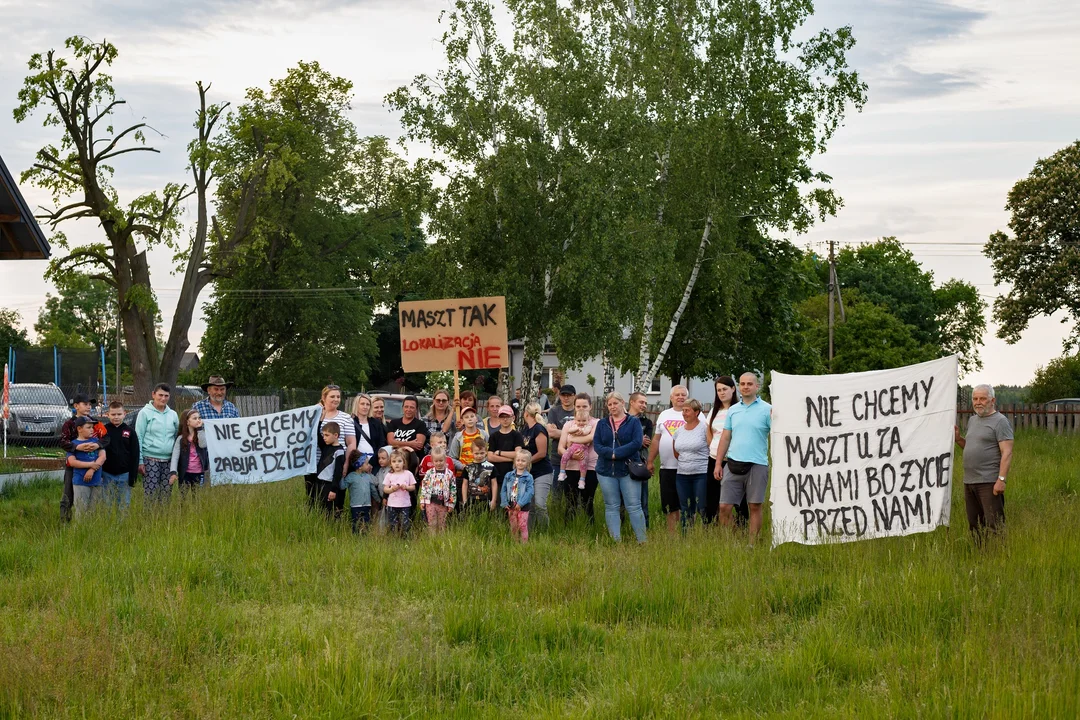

{"left": 827, "top": 240, "right": 846, "bottom": 373}
{"left": 828, "top": 240, "right": 835, "bottom": 371}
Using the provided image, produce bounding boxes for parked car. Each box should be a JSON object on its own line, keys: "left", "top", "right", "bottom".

{"left": 4, "top": 383, "right": 70, "bottom": 445}
{"left": 1044, "top": 398, "right": 1080, "bottom": 407}
{"left": 369, "top": 393, "right": 433, "bottom": 421}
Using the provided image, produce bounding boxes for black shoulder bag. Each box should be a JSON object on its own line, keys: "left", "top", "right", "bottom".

{"left": 612, "top": 417, "right": 651, "bottom": 481}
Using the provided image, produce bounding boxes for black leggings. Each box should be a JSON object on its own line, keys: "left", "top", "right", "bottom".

{"left": 563, "top": 469, "right": 598, "bottom": 521}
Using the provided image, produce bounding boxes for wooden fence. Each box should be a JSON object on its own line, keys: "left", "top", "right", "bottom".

{"left": 951, "top": 404, "right": 1080, "bottom": 433}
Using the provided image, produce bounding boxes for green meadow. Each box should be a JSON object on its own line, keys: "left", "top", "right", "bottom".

{"left": 1, "top": 430, "right": 1077, "bottom": 718}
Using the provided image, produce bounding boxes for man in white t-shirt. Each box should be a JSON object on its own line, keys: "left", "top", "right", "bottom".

{"left": 646, "top": 385, "right": 706, "bottom": 535}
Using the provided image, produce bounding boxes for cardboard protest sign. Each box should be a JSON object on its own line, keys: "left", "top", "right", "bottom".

{"left": 769, "top": 356, "right": 958, "bottom": 547}
{"left": 398, "top": 296, "right": 508, "bottom": 373}
{"left": 203, "top": 405, "right": 322, "bottom": 485}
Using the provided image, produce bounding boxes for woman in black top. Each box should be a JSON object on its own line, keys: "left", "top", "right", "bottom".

{"left": 521, "top": 402, "right": 554, "bottom": 527}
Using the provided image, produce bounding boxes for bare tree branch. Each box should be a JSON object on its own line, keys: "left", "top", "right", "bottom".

{"left": 93, "top": 122, "right": 149, "bottom": 161}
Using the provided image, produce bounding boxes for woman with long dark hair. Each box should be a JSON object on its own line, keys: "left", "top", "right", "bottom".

{"left": 706, "top": 376, "right": 747, "bottom": 525}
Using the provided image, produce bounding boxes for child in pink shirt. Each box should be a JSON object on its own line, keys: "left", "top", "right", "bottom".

{"left": 382, "top": 449, "right": 416, "bottom": 536}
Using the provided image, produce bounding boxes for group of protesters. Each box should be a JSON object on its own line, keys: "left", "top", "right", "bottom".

{"left": 59, "top": 376, "right": 238, "bottom": 520}
{"left": 57, "top": 372, "right": 1014, "bottom": 545}
{"left": 298, "top": 376, "right": 775, "bottom": 544}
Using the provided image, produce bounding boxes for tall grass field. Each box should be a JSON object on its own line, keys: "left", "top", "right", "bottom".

{"left": 1, "top": 430, "right": 1077, "bottom": 718}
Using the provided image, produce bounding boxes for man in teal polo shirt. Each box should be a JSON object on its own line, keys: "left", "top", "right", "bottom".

{"left": 714, "top": 372, "right": 772, "bottom": 543}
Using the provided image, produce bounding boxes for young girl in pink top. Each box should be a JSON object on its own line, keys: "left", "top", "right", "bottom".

{"left": 382, "top": 449, "right": 416, "bottom": 536}
{"left": 169, "top": 408, "right": 207, "bottom": 492}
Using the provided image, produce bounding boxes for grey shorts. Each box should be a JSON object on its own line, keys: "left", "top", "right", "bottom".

{"left": 720, "top": 463, "right": 769, "bottom": 505}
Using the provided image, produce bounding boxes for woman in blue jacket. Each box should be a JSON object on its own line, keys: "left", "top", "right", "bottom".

{"left": 592, "top": 391, "right": 646, "bottom": 543}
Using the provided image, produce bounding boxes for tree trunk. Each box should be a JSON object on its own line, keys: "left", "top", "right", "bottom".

{"left": 638, "top": 215, "right": 713, "bottom": 393}
{"left": 602, "top": 349, "right": 616, "bottom": 396}
{"left": 518, "top": 343, "right": 543, "bottom": 406}
{"left": 635, "top": 304, "right": 653, "bottom": 392}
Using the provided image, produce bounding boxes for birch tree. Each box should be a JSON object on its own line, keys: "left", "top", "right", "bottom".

{"left": 391, "top": 0, "right": 865, "bottom": 397}
{"left": 581, "top": 0, "right": 868, "bottom": 391}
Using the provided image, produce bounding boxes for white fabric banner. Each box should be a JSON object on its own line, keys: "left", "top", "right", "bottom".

{"left": 770, "top": 356, "right": 958, "bottom": 547}
{"left": 203, "top": 405, "right": 322, "bottom": 485}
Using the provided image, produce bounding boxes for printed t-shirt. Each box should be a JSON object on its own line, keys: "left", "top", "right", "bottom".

{"left": 387, "top": 417, "right": 428, "bottom": 451}
{"left": 488, "top": 428, "right": 524, "bottom": 482}
{"left": 655, "top": 407, "right": 706, "bottom": 470}
{"left": 458, "top": 429, "right": 482, "bottom": 465}
{"left": 465, "top": 461, "right": 495, "bottom": 500}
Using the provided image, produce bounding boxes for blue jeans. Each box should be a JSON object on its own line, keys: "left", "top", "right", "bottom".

{"left": 676, "top": 472, "right": 708, "bottom": 529}
{"left": 101, "top": 471, "right": 131, "bottom": 510}
{"left": 596, "top": 473, "right": 647, "bottom": 543}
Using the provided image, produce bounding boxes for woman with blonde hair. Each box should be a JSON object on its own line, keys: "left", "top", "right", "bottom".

{"left": 351, "top": 392, "right": 387, "bottom": 459}
{"left": 592, "top": 391, "right": 646, "bottom": 542}
{"left": 317, "top": 385, "right": 356, "bottom": 517}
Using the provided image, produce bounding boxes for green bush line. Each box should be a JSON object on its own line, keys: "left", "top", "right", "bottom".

{"left": 0, "top": 430, "right": 1077, "bottom": 717}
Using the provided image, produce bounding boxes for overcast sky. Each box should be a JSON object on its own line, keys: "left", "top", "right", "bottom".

{"left": 1, "top": 0, "right": 1078, "bottom": 385}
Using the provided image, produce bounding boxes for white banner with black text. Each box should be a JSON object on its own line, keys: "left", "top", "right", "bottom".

{"left": 770, "top": 356, "right": 958, "bottom": 547}
{"left": 203, "top": 405, "right": 322, "bottom": 485}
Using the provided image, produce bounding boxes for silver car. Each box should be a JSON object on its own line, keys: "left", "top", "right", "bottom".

{"left": 5, "top": 383, "right": 70, "bottom": 444}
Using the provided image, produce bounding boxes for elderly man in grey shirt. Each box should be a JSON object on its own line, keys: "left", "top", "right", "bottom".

{"left": 954, "top": 384, "right": 1014, "bottom": 539}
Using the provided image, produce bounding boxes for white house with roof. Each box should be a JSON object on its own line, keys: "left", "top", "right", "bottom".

{"left": 505, "top": 339, "right": 716, "bottom": 406}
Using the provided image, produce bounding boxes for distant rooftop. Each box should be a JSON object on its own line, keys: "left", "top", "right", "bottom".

{"left": 0, "top": 153, "right": 50, "bottom": 260}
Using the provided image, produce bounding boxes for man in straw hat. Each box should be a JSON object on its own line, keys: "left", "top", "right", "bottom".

{"left": 192, "top": 376, "right": 240, "bottom": 420}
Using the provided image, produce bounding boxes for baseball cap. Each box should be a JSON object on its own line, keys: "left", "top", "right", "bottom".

{"left": 559, "top": 385, "right": 576, "bottom": 395}
{"left": 72, "top": 416, "right": 96, "bottom": 427}
{"left": 71, "top": 393, "right": 94, "bottom": 405}
{"left": 497, "top": 405, "right": 514, "bottom": 417}
{"left": 461, "top": 406, "right": 477, "bottom": 416}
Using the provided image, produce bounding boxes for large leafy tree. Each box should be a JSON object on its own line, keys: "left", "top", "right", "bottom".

{"left": 13, "top": 38, "right": 268, "bottom": 395}
{"left": 1, "top": 309, "right": 30, "bottom": 350}
{"left": 829, "top": 238, "right": 986, "bottom": 375}
{"left": 798, "top": 289, "right": 939, "bottom": 374}
{"left": 986, "top": 141, "right": 1080, "bottom": 349}
{"left": 1028, "top": 354, "right": 1080, "bottom": 403}
{"left": 34, "top": 272, "right": 116, "bottom": 351}
{"left": 390, "top": 0, "right": 866, "bottom": 398}
{"left": 199, "top": 65, "right": 432, "bottom": 388}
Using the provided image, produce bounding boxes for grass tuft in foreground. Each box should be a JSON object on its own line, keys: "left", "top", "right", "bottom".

{"left": 0, "top": 430, "right": 1078, "bottom": 717}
